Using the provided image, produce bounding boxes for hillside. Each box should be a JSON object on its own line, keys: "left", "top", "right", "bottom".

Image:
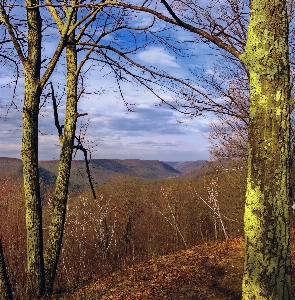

{"left": 0, "top": 157, "right": 23, "bottom": 181}
{"left": 166, "top": 160, "right": 208, "bottom": 175}
{"left": 44, "top": 235, "right": 295, "bottom": 300}
{"left": 90, "top": 159, "right": 181, "bottom": 179}
{"left": 42, "top": 238, "right": 244, "bottom": 300}
{"left": 0, "top": 158, "right": 183, "bottom": 187}
{"left": 0, "top": 158, "right": 220, "bottom": 195}
{"left": 40, "top": 159, "right": 181, "bottom": 186}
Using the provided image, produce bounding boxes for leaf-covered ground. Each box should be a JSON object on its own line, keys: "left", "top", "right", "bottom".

{"left": 45, "top": 236, "right": 295, "bottom": 300}
{"left": 47, "top": 238, "right": 243, "bottom": 299}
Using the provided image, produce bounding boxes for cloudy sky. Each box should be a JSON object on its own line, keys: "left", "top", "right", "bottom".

{"left": 0, "top": 4, "right": 218, "bottom": 162}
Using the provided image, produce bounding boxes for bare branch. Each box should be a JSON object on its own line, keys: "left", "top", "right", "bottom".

{"left": 74, "top": 138, "right": 96, "bottom": 199}
{"left": 45, "top": 0, "right": 64, "bottom": 33}
{"left": 40, "top": 4, "right": 75, "bottom": 88}
{"left": 79, "top": 42, "right": 212, "bottom": 99}
{"left": 100, "top": 1, "right": 243, "bottom": 59}
{"left": 0, "top": 4, "right": 26, "bottom": 65}
{"left": 49, "top": 82, "right": 64, "bottom": 143}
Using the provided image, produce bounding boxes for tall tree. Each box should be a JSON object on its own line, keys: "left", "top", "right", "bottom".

{"left": 43, "top": 7, "right": 79, "bottom": 293}
{"left": 21, "top": 2, "right": 45, "bottom": 296}
{"left": 241, "top": 0, "right": 291, "bottom": 297}
{"left": 0, "top": 1, "right": 75, "bottom": 297}
{"left": 109, "top": 0, "right": 292, "bottom": 297}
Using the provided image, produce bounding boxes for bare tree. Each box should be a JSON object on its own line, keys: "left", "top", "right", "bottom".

{"left": 0, "top": 1, "right": 212, "bottom": 297}
{"left": 0, "top": 1, "right": 76, "bottom": 296}
{"left": 206, "top": 59, "right": 249, "bottom": 160}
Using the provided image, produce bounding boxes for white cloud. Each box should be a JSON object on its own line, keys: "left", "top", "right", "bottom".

{"left": 137, "top": 46, "right": 180, "bottom": 68}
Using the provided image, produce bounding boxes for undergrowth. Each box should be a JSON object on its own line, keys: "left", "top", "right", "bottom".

{"left": 0, "top": 163, "right": 246, "bottom": 298}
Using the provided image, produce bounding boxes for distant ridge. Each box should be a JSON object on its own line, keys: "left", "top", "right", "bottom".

{"left": 165, "top": 160, "right": 208, "bottom": 174}
{"left": 0, "top": 158, "right": 182, "bottom": 186}
{"left": 88, "top": 159, "right": 181, "bottom": 181}
{"left": 0, "top": 157, "right": 23, "bottom": 181}
{"left": 0, "top": 158, "right": 210, "bottom": 188}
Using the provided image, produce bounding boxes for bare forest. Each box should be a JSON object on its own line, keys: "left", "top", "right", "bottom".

{"left": 1, "top": 0, "right": 295, "bottom": 299}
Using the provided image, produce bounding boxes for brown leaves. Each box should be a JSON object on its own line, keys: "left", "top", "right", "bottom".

{"left": 45, "top": 233, "right": 295, "bottom": 299}
{"left": 66, "top": 238, "right": 244, "bottom": 300}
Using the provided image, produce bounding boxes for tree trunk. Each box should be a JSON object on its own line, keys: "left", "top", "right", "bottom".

{"left": 22, "top": 1, "right": 45, "bottom": 298}
{"left": 44, "top": 20, "right": 78, "bottom": 294}
{"left": 23, "top": 72, "right": 44, "bottom": 300}
{"left": 241, "top": 0, "right": 292, "bottom": 298}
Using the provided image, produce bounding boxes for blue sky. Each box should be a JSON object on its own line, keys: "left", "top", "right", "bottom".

{"left": 0, "top": 3, "right": 219, "bottom": 162}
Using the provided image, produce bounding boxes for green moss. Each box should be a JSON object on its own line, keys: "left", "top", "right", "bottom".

{"left": 244, "top": 182, "right": 265, "bottom": 242}
{"left": 242, "top": 0, "right": 291, "bottom": 298}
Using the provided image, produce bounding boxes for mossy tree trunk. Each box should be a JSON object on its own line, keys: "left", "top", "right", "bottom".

{"left": 241, "top": 0, "right": 292, "bottom": 298}
{"left": 1, "top": 0, "right": 74, "bottom": 296}
{"left": 22, "top": 1, "right": 45, "bottom": 298}
{"left": 44, "top": 13, "right": 78, "bottom": 294}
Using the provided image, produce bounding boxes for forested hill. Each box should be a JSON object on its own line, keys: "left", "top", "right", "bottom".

{"left": 166, "top": 160, "right": 208, "bottom": 174}
{"left": 0, "top": 157, "right": 208, "bottom": 188}
{"left": 0, "top": 157, "right": 23, "bottom": 181}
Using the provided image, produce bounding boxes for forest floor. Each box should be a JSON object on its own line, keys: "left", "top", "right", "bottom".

{"left": 44, "top": 234, "right": 295, "bottom": 300}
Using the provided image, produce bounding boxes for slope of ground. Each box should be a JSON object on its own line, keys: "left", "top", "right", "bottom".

{"left": 45, "top": 238, "right": 244, "bottom": 300}
{"left": 44, "top": 235, "right": 295, "bottom": 300}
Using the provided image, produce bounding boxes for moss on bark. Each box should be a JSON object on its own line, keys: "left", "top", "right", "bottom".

{"left": 44, "top": 15, "right": 78, "bottom": 293}
{"left": 241, "top": 0, "right": 292, "bottom": 298}
{"left": 22, "top": 1, "right": 45, "bottom": 298}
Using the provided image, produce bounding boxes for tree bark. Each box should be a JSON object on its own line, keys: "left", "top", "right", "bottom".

{"left": 22, "top": 1, "right": 45, "bottom": 298}
{"left": 241, "top": 0, "right": 292, "bottom": 298}
{"left": 44, "top": 15, "right": 78, "bottom": 294}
